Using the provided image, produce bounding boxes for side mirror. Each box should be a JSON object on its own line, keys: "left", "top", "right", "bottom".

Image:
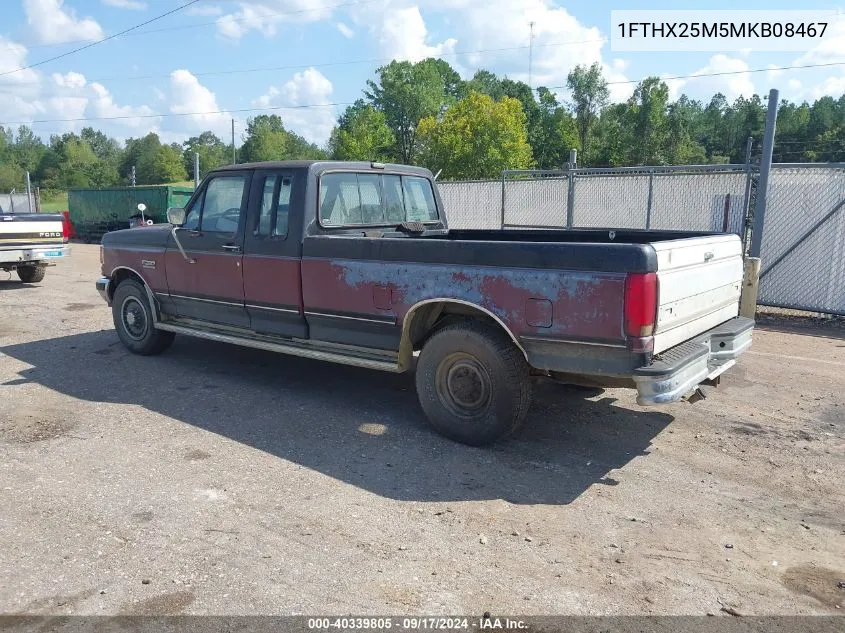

{"left": 167, "top": 207, "right": 186, "bottom": 226}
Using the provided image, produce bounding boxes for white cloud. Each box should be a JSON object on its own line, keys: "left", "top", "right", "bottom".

{"left": 89, "top": 82, "right": 156, "bottom": 128}
{"left": 216, "top": 0, "right": 334, "bottom": 40}
{"left": 23, "top": 0, "right": 104, "bottom": 45}
{"left": 169, "top": 69, "right": 231, "bottom": 136}
{"left": 0, "top": 37, "right": 41, "bottom": 94}
{"left": 605, "top": 59, "right": 633, "bottom": 103}
{"left": 52, "top": 71, "right": 86, "bottom": 89}
{"left": 336, "top": 21, "right": 354, "bottom": 38}
{"left": 101, "top": 0, "right": 147, "bottom": 9}
{"left": 794, "top": 17, "right": 845, "bottom": 65}
{"left": 186, "top": 4, "right": 223, "bottom": 16}
{"left": 379, "top": 7, "right": 456, "bottom": 63}
{"left": 670, "top": 54, "right": 755, "bottom": 102}
{"left": 253, "top": 67, "right": 336, "bottom": 144}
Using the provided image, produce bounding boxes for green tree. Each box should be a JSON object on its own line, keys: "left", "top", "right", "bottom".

{"left": 666, "top": 96, "right": 707, "bottom": 164}
{"left": 626, "top": 77, "right": 671, "bottom": 165}
{"left": 182, "top": 131, "right": 228, "bottom": 177}
{"left": 530, "top": 87, "right": 579, "bottom": 169}
{"left": 365, "top": 60, "right": 451, "bottom": 163}
{"left": 416, "top": 92, "right": 534, "bottom": 179}
{"left": 151, "top": 144, "right": 188, "bottom": 183}
{"left": 590, "top": 103, "right": 630, "bottom": 167}
{"left": 239, "top": 115, "right": 289, "bottom": 162}
{"left": 566, "top": 63, "right": 609, "bottom": 165}
{"left": 329, "top": 100, "right": 395, "bottom": 161}
{"left": 122, "top": 133, "right": 164, "bottom": 184}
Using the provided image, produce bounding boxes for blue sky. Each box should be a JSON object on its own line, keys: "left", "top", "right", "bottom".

{"left": 1, "top": 0, "right": 844, "bottom": 147}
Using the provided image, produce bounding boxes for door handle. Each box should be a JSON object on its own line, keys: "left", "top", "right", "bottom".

{"left": 221, "top": 244, "right": 241, "bottom": 252}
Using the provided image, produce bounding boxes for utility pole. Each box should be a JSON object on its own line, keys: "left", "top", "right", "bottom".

{"left": 193, "top": 152, "right": 200, "bottom": 188}
{"left": 231, "top": 118, "right": 236, "bottom": 164}
{"left": 749, "top": 88, "right": 779, "bottom": 259}
{"left": 528, "top": 21, "right": 535, "bottom": 91}
{"left": 130, "top": 165, "right": 136, "bottom": 187}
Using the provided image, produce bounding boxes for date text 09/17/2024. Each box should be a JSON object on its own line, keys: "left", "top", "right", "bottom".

{"left": 306, "top": 617, "right": 527, "bottom": 630}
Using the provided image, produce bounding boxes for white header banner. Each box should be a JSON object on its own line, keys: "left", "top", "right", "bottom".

{"left": 610, "top": 10, "right": 842, "bottom": 51}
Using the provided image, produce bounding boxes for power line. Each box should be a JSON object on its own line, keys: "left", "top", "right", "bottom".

{"left": 0, "top": 0, "right": 383, "bottom": 52}
{"left": 0, "top": 38, "right": 606, "bottom": 87}
{"left": 543, "top": 59, "right": 845, "bottom": 91}
{"left": 0, "top": 102, "right": 356, "bottom": 126}
{"left": 0, "top": 0, "right": 202, "bottom": 78}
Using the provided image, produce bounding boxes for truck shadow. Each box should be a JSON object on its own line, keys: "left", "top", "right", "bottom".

{"left": 1, "top": 330, "right": 674, "bottom": 505}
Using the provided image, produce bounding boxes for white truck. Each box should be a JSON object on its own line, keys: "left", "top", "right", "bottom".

{"left": 0, "top": 212, "right": 70, "bottom": 283}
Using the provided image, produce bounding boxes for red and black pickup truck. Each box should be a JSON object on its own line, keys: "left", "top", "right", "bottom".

{"left": 97, "top": 160, "right": 753, "bottom": 445}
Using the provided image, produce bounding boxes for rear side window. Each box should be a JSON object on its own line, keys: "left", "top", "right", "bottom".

{"left": 402, "top": 176, "right": 438, "bottom": 222}
{"left": 254, "top": 172, "right": 293, "bottom": 238}
{"left": 319, "top": 172, "right": 438, "bottom": 227}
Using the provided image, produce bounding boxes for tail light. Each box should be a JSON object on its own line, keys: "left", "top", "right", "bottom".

{"left": 61, "top": 214, "right": 69, "bottom": 242}
{"left": 624, "top": 272, "right": 658, "bottom": 337}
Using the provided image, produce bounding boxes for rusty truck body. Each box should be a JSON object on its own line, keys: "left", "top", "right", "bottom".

{"left": 96, "top": 160, "right": 753, "bottom": 445}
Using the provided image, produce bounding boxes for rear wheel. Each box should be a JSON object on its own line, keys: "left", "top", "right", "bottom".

{"left": 415, "top": 319, "right": 533, "bottom": 446}
{"left": 112, "top": 279, "right": 174, "bottom": 355}
{"left": 17, "top": 265, "right": 46, "bottom": 283}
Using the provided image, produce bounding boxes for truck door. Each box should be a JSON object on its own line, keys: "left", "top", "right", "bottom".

{"left": 164, "top": 171, "right": 250, "bottom": 328}
{"left": 242, "top": 168, "right": 307, "bottom": 339}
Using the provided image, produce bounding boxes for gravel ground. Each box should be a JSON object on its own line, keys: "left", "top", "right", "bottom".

{"left": 0, "top": 244, "right": 843, "bottom": 616}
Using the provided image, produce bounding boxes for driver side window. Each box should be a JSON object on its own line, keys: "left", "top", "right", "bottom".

{"left": 185, "top": 175, "right": 247, "bottom": 235}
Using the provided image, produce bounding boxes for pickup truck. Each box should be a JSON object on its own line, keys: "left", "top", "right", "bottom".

{"left": 1, "top": 212, "right": 70, "bottom": 282}
{"left": 96, "top": 160, "right": 753, "bottom": 445}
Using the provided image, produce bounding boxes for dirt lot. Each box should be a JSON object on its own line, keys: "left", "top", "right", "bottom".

{"left": 0, "top": 244, "right": 843, "bottom": 616}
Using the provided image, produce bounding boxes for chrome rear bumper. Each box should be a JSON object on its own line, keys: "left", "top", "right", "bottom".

{"left": 633, "top": 317, "right": 754, "bottom": 405}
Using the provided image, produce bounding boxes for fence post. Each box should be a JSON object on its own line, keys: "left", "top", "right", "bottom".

{"left": 500, "top": 171, "right": 506, "bottom": 229}
{"left": 25, "top": 171, "right": 33, "bottom": 214}
{"left": 566, "top": 149, "right": 577, "bottom": 228}
{"left": 646, "top": 169, "right": 654, "bottom": 229}
{"left": 749, "top": 89, "right": 779, "bottom": 258}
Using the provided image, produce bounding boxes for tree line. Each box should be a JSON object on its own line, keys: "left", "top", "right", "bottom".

{"left": 2, "top": 58, "right": 845, "bottom": 193}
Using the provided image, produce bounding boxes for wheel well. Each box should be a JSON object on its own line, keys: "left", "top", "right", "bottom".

{"left": 398, "top": 300, "right": 527, "bottom": 371}
{"left": 108, "top": 268, "right": 145, "bottom": 301}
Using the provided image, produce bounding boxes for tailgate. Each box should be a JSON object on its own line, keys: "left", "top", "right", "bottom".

{"left": 650, "top": 234, "right": 743, "bottom": 354}
{"left": 0, "top": 214, "right": 64, "bottom": 249}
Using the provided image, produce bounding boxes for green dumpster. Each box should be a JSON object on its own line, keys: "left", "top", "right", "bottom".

{"left": 68, "top": 185, "right": 195, "bottom": 242}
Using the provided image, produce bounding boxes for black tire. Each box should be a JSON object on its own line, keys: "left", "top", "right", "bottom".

{"left": 17, "top": 265, "right": 46, "bottom": 283}
{"left": 112, "top": 279, "right": 174, "bottom": 355}
{"left": 415, "top": 319, "right": 533, "bottom": 446}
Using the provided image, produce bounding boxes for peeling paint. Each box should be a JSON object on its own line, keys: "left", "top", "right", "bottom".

{"left": 305, "top": 259, "right": 625, "bottom": 341}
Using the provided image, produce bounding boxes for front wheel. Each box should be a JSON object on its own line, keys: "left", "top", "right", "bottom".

{"left": 415, "top": 320, "right": 533, "bottom": 446}
{"left": 112, "top": 279, "right": 174, "bottom": 355}
{"left": 17, "top": 265, "right": 46, "bottom": 283}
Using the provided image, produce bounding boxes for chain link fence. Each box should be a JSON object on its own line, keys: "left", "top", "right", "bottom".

{"left": 437, "top": 161, "right": 845, "bottom": 316}
{"left": 0, "top": 192, "right": 38, "bottom": 214}
{"left": 440, "top": 164, "right": 753, "bottom": 235}
{"left": 756, "top": 164, "right": 845, "bottom": 315}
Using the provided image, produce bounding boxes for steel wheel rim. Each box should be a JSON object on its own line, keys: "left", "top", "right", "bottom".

{"left": 435, "top": 352, "right": 491, "bottom": 417}
{"left": 120, "top": 296, "right": 148, "bottom": 341}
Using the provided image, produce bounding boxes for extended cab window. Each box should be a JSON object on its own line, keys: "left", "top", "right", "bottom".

{"left": 254, "top": 173, "right": 292, "bottom": 238}
{"left": 185, "top": 175, "right": 247, "bottom": 235}
{"left": 319, "top": 172, "right": 439, "bottom": 227}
